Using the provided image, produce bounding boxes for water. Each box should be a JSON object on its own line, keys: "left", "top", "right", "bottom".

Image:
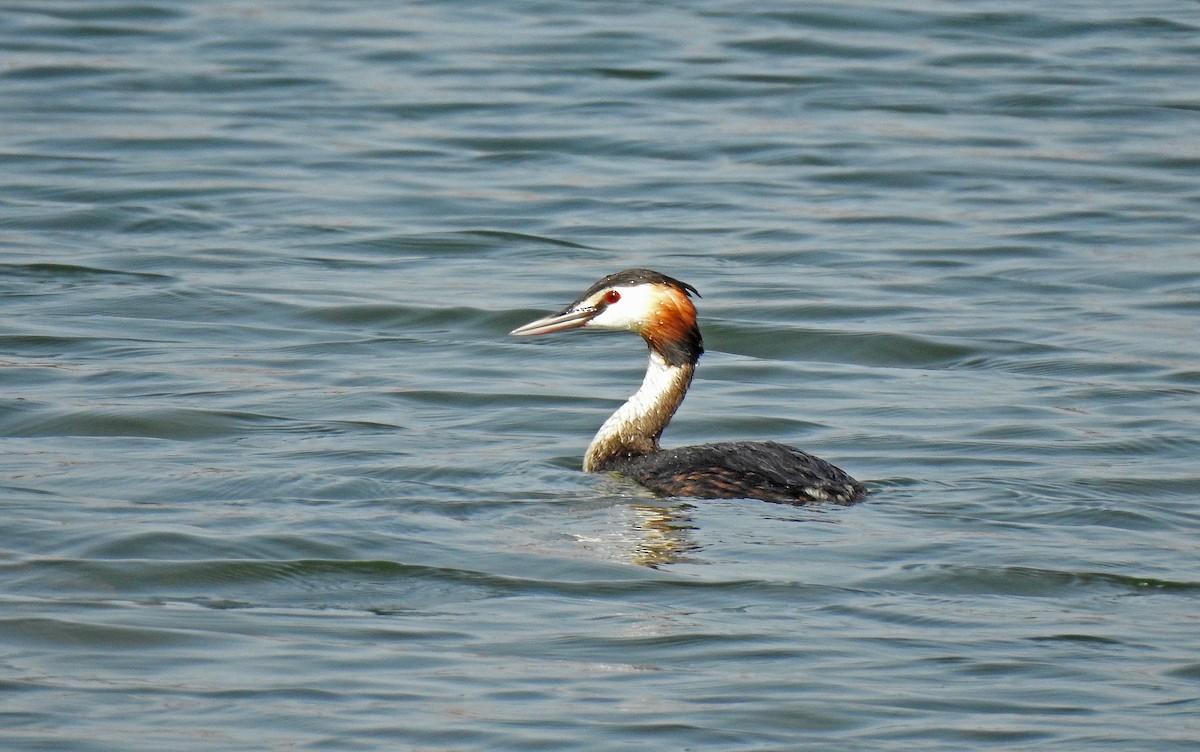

{"left": 2, "top": 1, "right": 1199, "bottom": 749}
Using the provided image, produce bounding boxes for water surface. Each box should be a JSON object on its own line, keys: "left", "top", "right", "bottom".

{"left": 2, "top": 1, "right": 1199, "bottom": 749}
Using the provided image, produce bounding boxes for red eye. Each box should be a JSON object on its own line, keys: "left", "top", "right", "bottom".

{"left": 604, "top": 290, "right": 621, "bottom": 304}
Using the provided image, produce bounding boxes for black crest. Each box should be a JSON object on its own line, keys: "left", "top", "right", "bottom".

{"left": 580, "top": 268, "right": 701, "bottom": 301}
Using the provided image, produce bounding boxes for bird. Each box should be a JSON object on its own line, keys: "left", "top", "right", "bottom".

{"left": 510, "top": 268, "right": 866, "bottom": 504}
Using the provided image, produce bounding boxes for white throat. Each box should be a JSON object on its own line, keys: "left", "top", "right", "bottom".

{"left": 583, "top": 350, "right": 695, "bottom": 472}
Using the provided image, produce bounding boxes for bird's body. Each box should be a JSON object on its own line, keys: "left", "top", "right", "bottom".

{"left": 607, "top": 441, "right": 863, "bottom": 504}
{"left": 510, "top": 268, "right": 865, "bottom": 504}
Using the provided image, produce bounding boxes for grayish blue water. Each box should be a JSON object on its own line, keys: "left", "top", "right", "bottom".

{"left": 2, "top": 1, "right": 1199, "bottom": 749}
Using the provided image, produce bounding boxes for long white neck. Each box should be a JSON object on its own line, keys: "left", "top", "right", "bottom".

{"left": 584, "top": 350, "right": 695, "bottom": 472}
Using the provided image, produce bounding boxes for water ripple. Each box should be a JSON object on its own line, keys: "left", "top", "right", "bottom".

{"left": 3, "top": 1, "right": 1199, "bottom": 749}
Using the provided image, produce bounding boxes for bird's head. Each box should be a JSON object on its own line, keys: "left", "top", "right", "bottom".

{"left": 510, "top": 268, "right": 704, "bottom": 366}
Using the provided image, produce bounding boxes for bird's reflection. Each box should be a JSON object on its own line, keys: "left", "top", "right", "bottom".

{"left": 626, "top": 502, "right": 702, "bottom": 567}
{"left": 571, "top": 493, "right": 700, "bottom": 567}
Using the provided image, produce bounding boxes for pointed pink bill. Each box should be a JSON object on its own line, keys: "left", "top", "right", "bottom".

{"left": 510, "top": 306, "right": 597, "bottom": 336}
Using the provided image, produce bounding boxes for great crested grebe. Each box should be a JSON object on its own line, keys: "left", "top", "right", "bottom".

{"left": 510, "top": 268, "right": 865, "bottom": 504}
